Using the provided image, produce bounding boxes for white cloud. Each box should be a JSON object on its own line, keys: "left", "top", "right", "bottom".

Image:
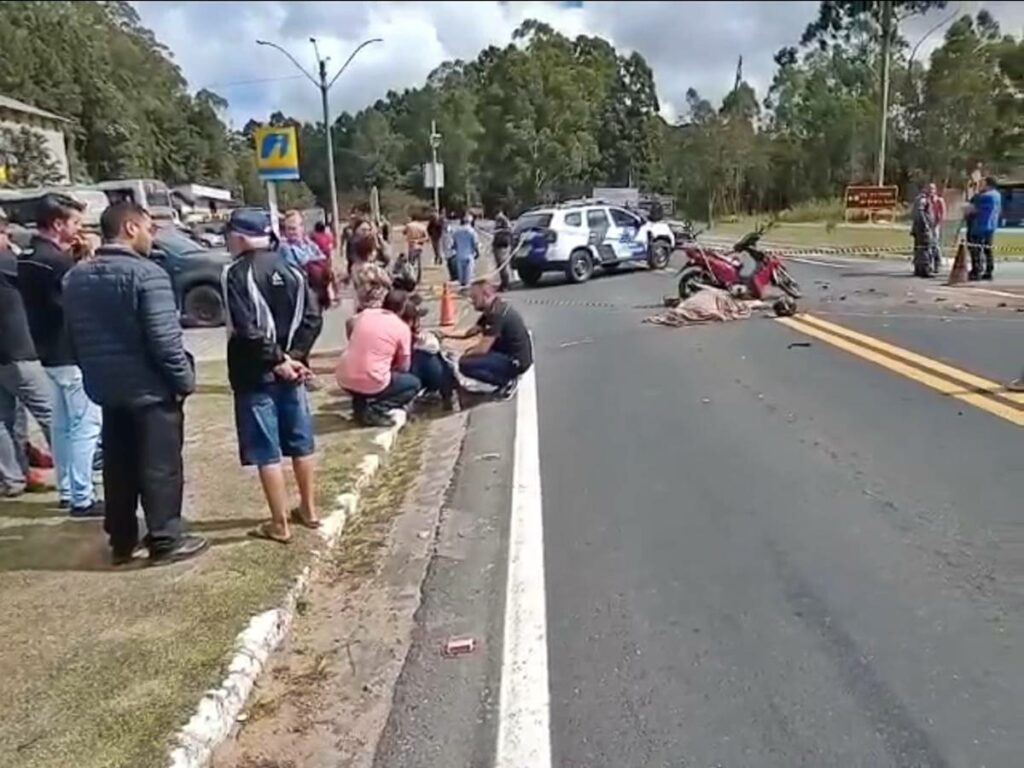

{"left": 134, "top": 0, "right": 1024, "bottom": 128}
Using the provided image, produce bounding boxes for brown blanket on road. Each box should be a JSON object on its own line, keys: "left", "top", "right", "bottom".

{"left": 644, "top": 287, "right": 757, "bottom": 327}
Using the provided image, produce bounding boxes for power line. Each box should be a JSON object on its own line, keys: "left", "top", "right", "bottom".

{"left": 201, "top": 74, "right": 306, "bottom": 90}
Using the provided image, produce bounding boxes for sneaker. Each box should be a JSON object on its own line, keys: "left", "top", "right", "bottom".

{"left": 361, "top": 409, "right": 396, "bottom": 428}
{"left": 69, "top": 500, "right": 105, "bottom": 519}
{"left": 1, "top": 485, "right": 25, "bottom": 499}
{"left": 495, "top": 378, "right": 520, "bottom": 401}
{"left": 111, "top": 545, "right": 146, "bottom": 567}
{"left": 149, "top": 534, "right": 209, "bottom": 566}
{"left": 981, "top": 273, "right": 994, "bottom": 281}
{"left": 58, "top": 498, "right": 70, "bottom": 510}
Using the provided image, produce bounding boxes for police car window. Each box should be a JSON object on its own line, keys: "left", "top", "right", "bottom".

{"left": 586, "top": 209, "right": 608, "bottom": 228}
{"left": 564, "top": 212, "right": 582, "bottom": 227}
{"left": 611, "top": 208, "right": 639, "bottom": 228}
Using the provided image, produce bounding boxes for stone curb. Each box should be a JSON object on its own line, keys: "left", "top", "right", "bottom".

{"left": 166, "top": 410, "right": 409, "bottom": 768}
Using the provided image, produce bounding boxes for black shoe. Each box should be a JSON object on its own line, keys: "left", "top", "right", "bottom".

{"left": 981, "top": 272, "right": 994, "bottom": 281}
{"left": 361, "top": 409, "right": 396, "bottom": 428}
{"left": 149, "top": 534, "right": 209, "bottom": 566}
{"left": 495, "top": 378, "right": 520, "bottom": 401}
{"left": 69, "top": 500, "right": 105, "bottom": 519}
{"left": 111, "top": 545, "right": 145, "bottom": 567}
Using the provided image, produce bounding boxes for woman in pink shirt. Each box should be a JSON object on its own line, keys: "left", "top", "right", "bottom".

{"left": 337, "top": 289, "right": 421, "bottom": 427}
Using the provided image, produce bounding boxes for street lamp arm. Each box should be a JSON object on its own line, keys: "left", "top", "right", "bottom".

{"left": 256, "top": 39, "right": 319, "bottom": 87}
{"left": 328, "top": 38, "right": 383, "bottom": 89}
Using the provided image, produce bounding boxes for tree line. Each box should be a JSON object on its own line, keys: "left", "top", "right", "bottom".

{"left": 0, "top": 1, "right": 1021, "bottom": 222}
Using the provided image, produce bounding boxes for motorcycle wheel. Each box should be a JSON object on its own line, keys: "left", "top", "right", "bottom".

{"left": 677, "top": 265, "right": 708, "bottom": 299}
{"left": 773, "top": 265, "right": 802, "bottom": 298}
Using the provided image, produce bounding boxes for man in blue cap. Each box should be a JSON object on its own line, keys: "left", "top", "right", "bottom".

{"left": 222, "top": 209, "right": 323, "bottom": 543}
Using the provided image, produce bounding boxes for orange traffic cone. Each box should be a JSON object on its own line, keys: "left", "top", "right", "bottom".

{"left": 439, "top": 282, "right": 456, "bottom": 327}
{"left": 947, "top": 238, "right": 968, "bottom": 285}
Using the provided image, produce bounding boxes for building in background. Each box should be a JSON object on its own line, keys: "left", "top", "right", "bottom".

{"left": 0, "top": 95, "right": 70, "bottom": 184}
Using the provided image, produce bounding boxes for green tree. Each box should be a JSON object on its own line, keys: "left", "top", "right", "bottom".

{"left": 0, "top": 126, "right": 62, "bottom": 186}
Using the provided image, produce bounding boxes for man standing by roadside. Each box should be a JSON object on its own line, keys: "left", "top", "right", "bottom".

{"left": 223, "top": 209, "right": 322, "bottom": 544}
{"left": 967, "top": 176, "right": 1002, "bottom": 281}
{"left": 18, "top": 194, "right": 102, "bottom": 517}
{"left": 0, "top": 209, "right": 52, "bottom": 496}
{"left": 63, "top": 202, "right": 207, "bottom": 565}
{"left": 451, "top": 214, "right": 480, "bottom": 288}
{"left": 448, "top": 278, "right": 533, "bottom": 400}
{"left": 427, "top": 209, "right": 445, "bottom": 266}
{"left": 927, "top": 183, "right": 946, "bottom": 275}
{"left": 492, "top": 209, "right": 513, "bottom": 291}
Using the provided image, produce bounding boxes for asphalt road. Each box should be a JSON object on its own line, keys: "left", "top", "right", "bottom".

{"left": 377, "top": 255, "right": 1024, "bottom": 767}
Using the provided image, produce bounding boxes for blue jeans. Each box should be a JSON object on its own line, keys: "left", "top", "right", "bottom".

{"left": 459, "top": 352, "right": 520, "bottom": 388}
{"left": 455, "top": 256, "right": 474, "bottom": 286}
{"left": 411, "top": 350, "right": 455, "bottom": 399}
{"left": 350, "top": 371, "right": 421, "bottom": 417}
{"left": 233, "top": 382, "right": 315, "bottom": 467}
{"left": 46, "top": 365, "right": 102, "bottom": 507}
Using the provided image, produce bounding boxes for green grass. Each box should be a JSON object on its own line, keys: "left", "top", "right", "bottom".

{"left": 0, "top": 360, "right": 408, "bottom": 768}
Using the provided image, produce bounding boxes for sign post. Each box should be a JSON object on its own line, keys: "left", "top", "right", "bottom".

{"left": 843, "top": 185, "right": 899, "bottom": 222}
{"left": 254, "top": 125, "right": 301, "bottom": 234}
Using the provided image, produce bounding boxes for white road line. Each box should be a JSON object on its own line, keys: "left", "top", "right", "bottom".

{"left": 927, "top": 285, "right": 1024, "bottom": 300}
{"left": 496, "top": 365, "right": 552, "bottom": 768}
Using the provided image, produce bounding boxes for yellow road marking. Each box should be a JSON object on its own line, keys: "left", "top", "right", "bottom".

{"left": 796, "top": 313, "right": 1024, "bottom": 406}
{"left": 777, "top": 316, "right": 1024, "bottom": 427}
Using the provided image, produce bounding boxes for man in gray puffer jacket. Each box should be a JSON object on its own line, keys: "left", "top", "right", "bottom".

{"left": 63, "top": 202, "right": 207, "bottom": 566}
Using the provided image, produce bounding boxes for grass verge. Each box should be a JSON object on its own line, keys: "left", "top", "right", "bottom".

{"left": 0, "top": 360, "right": 397, "bottom": 768}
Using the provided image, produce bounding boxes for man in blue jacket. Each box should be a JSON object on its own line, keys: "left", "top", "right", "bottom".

{"left": 64, "top": 202, "right": 207, "bottom": 566}
{"left": 967, "top": 176, "right": 1002, "bottom": 281}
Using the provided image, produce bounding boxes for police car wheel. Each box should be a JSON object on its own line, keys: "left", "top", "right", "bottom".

{"left": 566, "top": 249, "right": 594, "bottom": 284}
{"left": 648, "top": 239, "right": 671, "bottom": 270}
{"left": 183, "top": 285, "right": 225, "bottom": 327}
{"left": 518, "top": 265, "right": 543, "bottom": 287}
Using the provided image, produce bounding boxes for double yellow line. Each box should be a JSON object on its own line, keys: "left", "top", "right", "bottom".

{"left": 777, "top": 313, "right": 1024, "bottom": 427}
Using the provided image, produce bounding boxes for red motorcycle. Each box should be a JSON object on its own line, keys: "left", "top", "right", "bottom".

{"left": 676, "top": 224, "right": 801, "bottom": 301}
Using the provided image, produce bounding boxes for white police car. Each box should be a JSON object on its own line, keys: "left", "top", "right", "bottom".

{"left": 510, "top": 200, "right": 675, "bottom": 286}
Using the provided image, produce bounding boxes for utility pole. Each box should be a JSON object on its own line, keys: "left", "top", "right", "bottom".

{"left": 257, "top": 36, "right": 382, "bottom": 251}
{"left": 429, "top": 119, "right": 442, "bottom": 211}
{"left": 876, "top": 0, "right": 893, "bottom": 186}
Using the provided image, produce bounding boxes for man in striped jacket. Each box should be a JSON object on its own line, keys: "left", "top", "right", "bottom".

{"left": 222, "top": 209, "right": 323, "bottom": 543}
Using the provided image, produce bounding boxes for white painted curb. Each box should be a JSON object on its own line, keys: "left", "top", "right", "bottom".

{"left": 166, "top": 410, "right": 408, "bottom": 768}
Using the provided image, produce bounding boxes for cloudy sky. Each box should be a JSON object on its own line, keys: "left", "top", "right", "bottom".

{"left": 134, "top": 1, "right": 1023, "bottom": 128}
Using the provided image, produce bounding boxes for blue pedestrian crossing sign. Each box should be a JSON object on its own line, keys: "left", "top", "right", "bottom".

{"left": 254, "top": 126, "right": 300, "bottom": 181}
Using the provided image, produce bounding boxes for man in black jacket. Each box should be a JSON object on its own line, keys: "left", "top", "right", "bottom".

{"left": 0, "top": 209, "right": 53, "bottom": 496}
{"left": 223, "top": 209, "right": 322, "bottom": 543}
{"left": 18, "top": 194, "right": 103, "bottom": 517}
{"left": 64, "top": 202, "right": 207, "bottom": 566}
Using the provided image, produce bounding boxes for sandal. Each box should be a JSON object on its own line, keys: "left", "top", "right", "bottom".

{"left": 248, "top": 522, "right": 291, "bottom": 544}
{"left": 290, "top": 508, "right": 322, "bottom": 530}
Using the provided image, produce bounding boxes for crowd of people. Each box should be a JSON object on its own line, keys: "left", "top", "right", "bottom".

{"left": 911, "top": 176, "right": 1002, "bottom": 280}
{"left": 0, "top": 194, "right": 533, "bottom": 565}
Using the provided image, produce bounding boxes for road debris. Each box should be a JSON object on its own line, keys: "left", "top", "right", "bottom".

{"left": 442, "top": 636, "right": 477, "bottom": 657}
{"left": 787, "top": 342, "right": 812, "bottom": 349}
{"left": 559, "top": 337, "right": 594, "bottom": 349}
{"left": 473, "top": 452, "right": 501, "bottom": 462}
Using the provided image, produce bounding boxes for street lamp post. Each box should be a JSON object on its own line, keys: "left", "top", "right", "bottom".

{"left": 256, "top": 36, "right": 382, "bottom": 248}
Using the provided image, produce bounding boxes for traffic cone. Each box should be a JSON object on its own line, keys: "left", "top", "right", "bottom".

{"left": 439, "top": 282, "right": 456, "bottom": 327}
{"left": 947, "top": 238, "right": 968, "bottom": 285}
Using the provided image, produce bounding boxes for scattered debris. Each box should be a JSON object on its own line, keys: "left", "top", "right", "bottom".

{"left": 997, "top": 301, "right": 1008, "bottom": 308}
{"left": 473, "top": 452, "right": 501, "bottom": 462}
{"left": 559, "top": 337, "right": 594, "bottom": 349}
{"left": 787, "top": 341, "right": 812, "bottom": 349}
{"left": 839, "top": 295, "right": 848, "bottom": 301}
{"left": 701, "top": 397, "right": 712, "bottom": 404}
{"left": 442, "top": 636, "right": 477, "bottom": 657}
{"left": 934, "top": 296, "right": 948, "bottom": 303}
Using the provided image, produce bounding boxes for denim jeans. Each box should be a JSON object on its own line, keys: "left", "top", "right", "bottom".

{"left": 455, "top": 256, "right": 474, "bottom": 287}
{"left": 45, "top": 365, "right": 102, "bottom": 508}
{"left": 459, "top": 352, "right": 520, "bottom": 388}
{"left": 350, "top": 371, "right": 421, "bottom": 418}
{"left": 411, "top": 349, "right": 456, "bottom": 399}
{"left": 0, "top": 361, "right": 55, "bottom": 492}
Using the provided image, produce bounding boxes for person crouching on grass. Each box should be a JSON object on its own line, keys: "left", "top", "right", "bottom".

{"left": 222, "top": 209, "right": 323, "bottom": 544}
{"left": 336, "top": 289, "right": 421, "bottom": 427}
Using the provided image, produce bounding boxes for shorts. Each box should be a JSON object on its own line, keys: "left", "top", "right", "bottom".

{"left": 233, "top": 381, "right": 315, "bottom": 467}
